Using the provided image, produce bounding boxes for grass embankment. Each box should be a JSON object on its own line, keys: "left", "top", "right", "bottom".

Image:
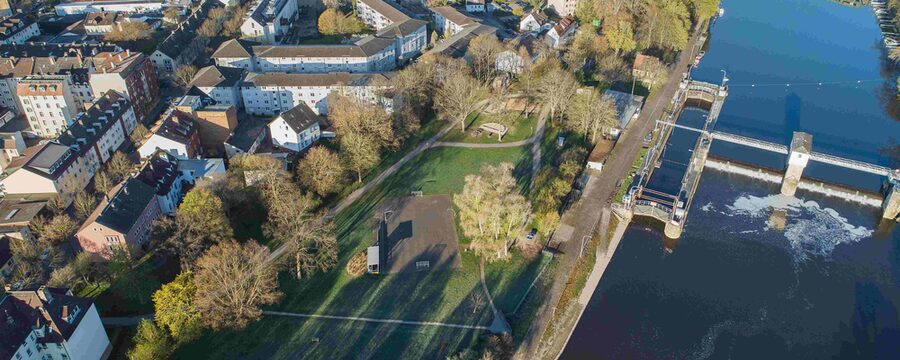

{"left": 177, "top": 146, "right": 546, "bottom": 359}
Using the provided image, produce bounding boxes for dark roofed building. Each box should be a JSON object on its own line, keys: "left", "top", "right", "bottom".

{"left": 224, "top": 115, "right": 269, "bottom": 158}
{"left": 150, "top": 0, "right": 215, "bottom": 74}
{"left": 268, "top": 102, "right": 322, "bottom": 152}
{"left": 0, "top": 193, "right": 52, "bottom": 241}
{"left": 137, "top": 110, "right": 201, "bottom": 159}
{"left": 132, "top": 150, "right": 187, "bottom": 215}
{"left": 0, "top": 287, "right": 110, "bottom": 360}
{"left": 76, "top": 177, "right": 162, "bottom": 261}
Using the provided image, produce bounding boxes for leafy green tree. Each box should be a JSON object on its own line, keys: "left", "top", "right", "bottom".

{"left": 604, "top": 19, "right": 636, "bottom": 55}
{"left": 168, "top": 187, "right": 233, "bottom": 267}
{"left": 687, "top": 0, "right": 720, "bottom": 22}
{"left": 153, "top": 271, "right": 204, "bottom": 343}
{"left": 128, "top": 320, "right": 174, "bottom": 360}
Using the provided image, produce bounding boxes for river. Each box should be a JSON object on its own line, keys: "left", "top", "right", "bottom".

{"left": 560, "top": 0, "right": 900, "bottom": 359}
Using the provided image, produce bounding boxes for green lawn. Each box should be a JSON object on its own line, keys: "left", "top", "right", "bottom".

{"left": 177, "top": 146, "right": 540, "bottom": 359}
{"left": 442, "top": 112, "right": 537, "bottom": 144}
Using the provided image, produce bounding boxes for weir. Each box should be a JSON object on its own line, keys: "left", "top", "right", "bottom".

{"left": 625, "top": 78, "right": 900, "bottom": 238}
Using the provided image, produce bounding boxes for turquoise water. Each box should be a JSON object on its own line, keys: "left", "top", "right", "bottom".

{"left": 562, "top": 0, "right": 900, "bottom": 358}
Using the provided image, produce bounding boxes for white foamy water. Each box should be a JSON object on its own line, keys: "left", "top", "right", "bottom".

{"left": 724, "top": 194, "right": 873, "bottom": 261}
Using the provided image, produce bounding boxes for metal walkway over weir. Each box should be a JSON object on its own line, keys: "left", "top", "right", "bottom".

{"left": 655, "top": 121, "right": 893, "bottom": 177}
{"left": 626, "top": 77, "right": 900, "bottom": 238}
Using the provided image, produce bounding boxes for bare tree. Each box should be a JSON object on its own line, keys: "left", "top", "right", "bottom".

{"left": 434, "top": 69, "right": 488, "bottom": 131}
{"left": 468, "top": 34, "right": 504, "bottom": 82}
{"left": 73, "top": 190, "right": 98, "bottom": 220}
{"left": 297, "top": 146, "right": 345, "bottom": 196}
{"left": 175, "top": 65, "right": 199, "bottom": 88}
{"left": 565, "top": 89, "right": 619, "bottom": 143}
{"left": 330, "top": 95, "right": 397, "bottom": 182}
{"left": 104, "top": 22, "right": 153, "bottom": 42}
{"left": 262, "top": 184, "right": 337, "bottom": 280}
{"left": 94, "top": 170, "right": 114, "bottom": 197}
{"left": 106, "top": 151, "right": 134, "bottom": 183}
{"left": 194, "top": 240, "right": 282, "bottom": 330}
{"left": 537, "top": 66, "right": 581, "bottom": 121}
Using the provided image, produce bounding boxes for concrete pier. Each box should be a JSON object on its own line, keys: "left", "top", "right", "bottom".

{"left": 781, "top": 132, "right": 812, "bottom": 196}
{"left": 883, "top": 171, "right": 900, "bottom": 220}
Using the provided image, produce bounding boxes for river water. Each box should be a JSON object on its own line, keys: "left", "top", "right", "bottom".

{"left": 561, "top": 0, "right": 900, "bottom": 358}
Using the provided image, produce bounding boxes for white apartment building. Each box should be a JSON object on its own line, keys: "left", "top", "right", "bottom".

{"left": 547, "top": 0, "right": 577, "bottom": 17}
{"left": 213, "top": 37, "right": 401, "bottom": 74}
{"left": 189, "top": 65, "right": 246, "bottom": 109}
{"left": 0, "top": 287, "right": 110, "bottom": 360}
{"left": 240, "top": 0, "right": 299, "bottom": 44}
{"left": 0, "top": 91, "right": 136, "bottom": 201}
{"left": 55, "top": 0, "right": 165, "bottom": 15}
{"left": 356, "top": 0, "right": 410, "bottom": 31}
{"left": 240, "top": 72, "right": 395, "bottom": 116}
{"left": 16, "top": 75, "right": 82, "bottom": 138}
{"left": 268, "top": 102, "right": 321, "bottom": 152}
{"left": 0, "top": 15, "right": 40, "bottom": 45}
{"left": 432, "top": 6, "right": 477, "bottom": 37}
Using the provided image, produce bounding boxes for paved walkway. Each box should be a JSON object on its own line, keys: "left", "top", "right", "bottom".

{"left": 263, "top": 311, "right": 490, "bottom": 331}
{"left": 514, "top": 25, "right": 709, "bottom": 360}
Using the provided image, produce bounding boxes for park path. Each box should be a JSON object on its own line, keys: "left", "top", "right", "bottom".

{"left": 262, "top": 311, "right": 490, "bottom": 331}
{"left": 269, "top": 98, "right": 547, "bottom": 262}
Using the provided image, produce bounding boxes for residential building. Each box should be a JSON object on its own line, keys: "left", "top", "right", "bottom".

{"left": 0, "top": 131, "right": 26, "bottom": 172}
{"left": 432, "top": 6, "right": 477, "bottom": 37}
{"left": 178, "top": 158, "right": 225, "bottom": 183}
{"left": 174, "top": 96, "right": 238, "bottom": 156}
{"left": 0, "top": 107, "right": 14, "bottom": 127}
{"left": 356, "top": 0, "right": 410, "bottom": 31}
{"left": 89, "top": 51, "right": 160, "bottom": 123}
{"left": 466, "top": 0, "right": 485, "bottom": 13}
{"left": 137, "top": 110, "right": 200, "bottom": 159}
{"left": 426, "top": 23, "right": 497, "bottom": 59}
{"left": 240, "top": 72, "right": 395, "bottom": 116}
{"left": 519, "top": 11, "right": 548, "bottom": 32}
{"left": 546, "top": 15, "right": 577, "bottom": 49}
{"left": 496, "top": 34, "right": 545, "bottom": 74}
{"left": 214, "top": 16, "right": 427, "bottom": 73}
{"left": 0, "top": 91, "right": 136, "bottom": 200}
{"left": 0, "top": 194, "right": 50, "bottom": 242}
{"left": 0, "top": 15, "right": 40, "bottom": 45}
{"left": 189, "top": 65, "right": 246, "bottom": 109}
{"left": 76, "top": 178, "right": 161, "bottom": 261}
{"left": 633, "top": 53, "right": 664, "bottom": 89}
{"left": 132, "top": 150, "right": 188, "bottom": 215}
{"left": 547, "top": 0, "right": 577, "bottom": 17}
{"left": 268, "top": 102, "right": 321, "bottom": 152}
{"left": 55, "top": 0, "right": 166, "bottom": 15}
{"left": 150, "top": 1, "right": 214, "bottom": 75}
{"left": 0, "top": 44, "right": 118, "bottom": 115}
{"left": 17, "top": 75, "right": 82, "bottom": 138}
{"left": 0, "top": 287, "right": 110, "bottom": 360}
{"left": 83, "top": 12, "right": 119, "bottom": 34}
{"left": 224, "top": 116, "right": 268, "bottom": 158}
{"left": 240, "top": 0, "right": 299, "bottom": 44}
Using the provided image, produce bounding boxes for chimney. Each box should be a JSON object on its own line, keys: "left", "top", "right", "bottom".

{"left": 61, "top": 305, "right": 68, "bottom": 320}
{"left": 126, "top": 49, "right": 130, "bottom": 57}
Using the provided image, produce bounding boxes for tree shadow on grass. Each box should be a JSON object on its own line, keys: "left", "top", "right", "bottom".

{"left": 176, "top": 146, "right": 533, "bottom": 359}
